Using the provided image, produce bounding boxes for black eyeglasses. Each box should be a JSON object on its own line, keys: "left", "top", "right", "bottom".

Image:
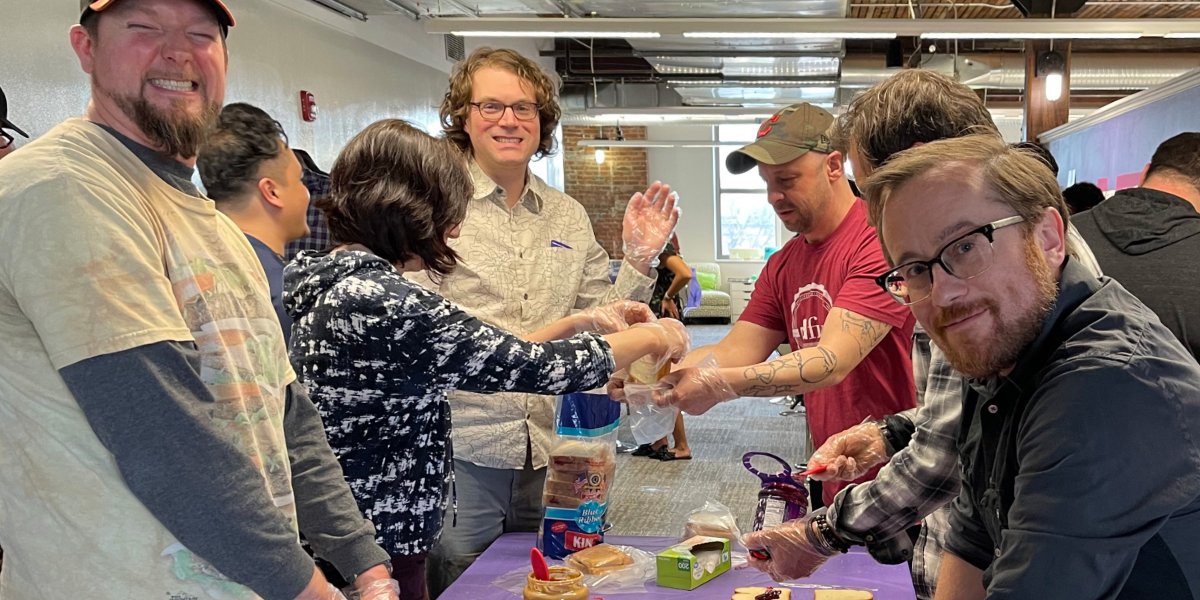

{"left": 0, "top": 131, "right": 13, "bottom": 150}
{"left": 469, "top": 101, "right": 540, "bottom": 122}
{"left": 875, "top": 215, "right": 1026, "bottom": 305}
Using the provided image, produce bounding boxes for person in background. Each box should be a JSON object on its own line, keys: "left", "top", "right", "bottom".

{"left": 1074, "top": 132, "right": 1200, "bottom": 359}
{"left": 639, "top": 240, "right": 694, "bottom": 461}
{"left": 654, "top": 102, "right": 918, "bottom": 508}
{"left": 424, "top": 46, "right": 680, "bottom": 594}
{"left": 869, "top": 133, "right": 1200, "bottom": 599}
{"left": 285, "top": 148, "right": 333, "bottom": 260}
{"left": 0, "top": 83, "right": 30, "bottom": 160}
{"left": 0, "top": 1, "right": 398, "bottom": 598}
{"left": 199, "top": 102, "right": 311, "bottom": 343}
{"left": 1062, "top": 181, "right": 1106, "bottom": 214}
{"left": 286, "top": 118, "right": 689, "bottom": 600}
{"left": 743, "top": 69, "right": 1101, "bottom": 599}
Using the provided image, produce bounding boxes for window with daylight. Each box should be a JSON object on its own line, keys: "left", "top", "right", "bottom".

{"left": 715, "top": 124, "right": 784, "bottom": 260}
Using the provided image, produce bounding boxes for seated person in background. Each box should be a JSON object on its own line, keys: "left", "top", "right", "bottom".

{"left": 1073, "top": 132, "right": 1200, "bottom": 359}
{"left": 868, "top": 134, "right": 1200, "bottom": 599}
{"left": 199, "top": 102, "right": 311, "bottom": 343}
{"left": 1062, "top": 181, "right": 1106, "bottom": 214}
{"left": 284, "top": 119, "right": 689, "bottom": 600}
{"left": 653, "top": 102, "right": 917, "bottom": 507}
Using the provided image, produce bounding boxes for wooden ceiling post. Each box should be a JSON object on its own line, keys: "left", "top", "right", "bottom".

{"left": 1024, "top": 39, "right": 1071, "bottom": 142}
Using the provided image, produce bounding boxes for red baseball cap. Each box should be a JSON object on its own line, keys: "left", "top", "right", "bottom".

{"left": 80, "top": 0, "right": 236, "bottom": 29}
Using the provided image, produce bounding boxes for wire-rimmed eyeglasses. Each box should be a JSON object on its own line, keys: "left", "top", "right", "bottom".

{"left": 469, "top": 101, "right": 540, "bottom": 122}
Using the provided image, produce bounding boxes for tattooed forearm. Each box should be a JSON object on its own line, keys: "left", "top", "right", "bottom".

{"left": 740, "top": 347, "right": 838, "bottom": 396}
{"left": 841, "top": 311, "right": 891, "bottom": 358}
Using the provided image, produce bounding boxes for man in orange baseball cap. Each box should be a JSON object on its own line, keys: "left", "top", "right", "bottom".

{"left": 81, "top": 0, "right": 235, "bottom": 30}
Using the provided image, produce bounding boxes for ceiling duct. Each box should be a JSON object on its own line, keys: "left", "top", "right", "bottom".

{"left": 840, "top": 53, "right": 1200, "bottom": 90}
{"left": 560, "top": 82, "right": 685, "bottom": 110}
{"left": 1010, "top": 0, "right": 1088, "bottom": 17}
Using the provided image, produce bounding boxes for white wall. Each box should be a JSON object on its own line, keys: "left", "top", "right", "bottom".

{"left": 646, "top": 125, "right": 769, "bottom": 292}
{"left": 0, "top": 0, "right": 552, "bottom": 171}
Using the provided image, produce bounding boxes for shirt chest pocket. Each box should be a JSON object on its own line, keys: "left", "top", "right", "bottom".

{"left": 530, "top": 245, "right": 589, "bottom": 312}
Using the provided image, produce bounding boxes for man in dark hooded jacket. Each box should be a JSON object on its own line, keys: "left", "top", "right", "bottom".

{"left": 1074, "top": 132, "right": 1200, "bottom": 359}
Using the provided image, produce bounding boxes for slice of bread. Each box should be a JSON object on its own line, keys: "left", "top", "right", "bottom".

{"left": 813, "top": 590, "right": 873, "bottom": 599}
{"left": 732, "top": 586, "right": 792, "bottom": 600}
{"left": 564, "top": 543, "right": 633, "bottom": 574}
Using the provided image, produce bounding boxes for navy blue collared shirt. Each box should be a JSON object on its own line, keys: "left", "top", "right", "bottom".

{"left": 946, "top": 259, "right": 1200, "bottom": 599}
{"left": 246, "top": 234, "right": 291, "bottom": 345}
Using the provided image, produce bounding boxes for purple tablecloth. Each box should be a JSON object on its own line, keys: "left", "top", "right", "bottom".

{"left": 440, "top": 533, "right": 917, "bottom": 600}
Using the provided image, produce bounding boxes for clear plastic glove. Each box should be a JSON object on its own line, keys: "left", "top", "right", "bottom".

{"left": 632, "top": 319, "right": 691, "bottom": 366}
{"left": 349, "top": 579, "right": 400, "bottom": 600}
{"left": 652, "top": 360, "right": 738, "bottom": 415}
{"left": 578, "top": 300, "right": 656, "bottom": 334}
{"left": 296, "top": 582, "right": 348, "bottom": 600}
{"left": 606, "top": 372, "right": 628, "bottom": 402}
{"left": 743, "top": 514, "right": 834, "bottom": 581}
{"left": 622, "top": 181, "right": 680, "bottom": 271}
{"left": 806, "top": 420, "right": 887, "bottom": 482}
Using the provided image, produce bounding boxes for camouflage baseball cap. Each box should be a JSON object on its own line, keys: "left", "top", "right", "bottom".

{"left": 726, "top": 103, "right": 835, "bottom": 174}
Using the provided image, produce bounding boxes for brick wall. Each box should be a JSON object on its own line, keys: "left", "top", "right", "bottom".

{"left": 562, "top": 125, "right": 648, "bottom": 258}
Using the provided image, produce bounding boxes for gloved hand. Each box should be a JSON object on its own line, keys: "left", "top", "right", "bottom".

{"left": 293, "top": 568, "right": 348, "bottom": 600}
{"left": 652, "top": 363, "right": 738, "bottom": 415}
{"left": 631, "top": 319, "right": 691, "bottom": 365}
{"left": 622, "top": 181, "right": 680, "bottom": 272}
{"left": 606, "top": 373, "right": 628, "bottom": 402}
{"left": 806, "top": 420, "right": 888, "bottom": 482}
{"left": 351, "top": 579, "right": 400, "bottom": 600}
{"left": 743, "top": 511, "right": 846, "bottom": 581}
{"left": 578, "top": 300, "right": 656, "bottom": 334}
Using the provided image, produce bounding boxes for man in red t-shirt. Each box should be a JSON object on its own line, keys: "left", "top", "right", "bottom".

{"left": 659, "top": 103, "right": 916, "bottom": 505}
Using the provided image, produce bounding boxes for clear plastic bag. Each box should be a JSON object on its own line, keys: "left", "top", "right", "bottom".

{"left": 624, "top": 382, "right": 679, "bottom": 445}
{"left": 683, "top": 499, "right": 745, "bottom": 549}
{"left": 538, "top": 389, "right": 620, "bottom": 559}
{"left": 490, "top": 545, "right": 657, "bottom": 595}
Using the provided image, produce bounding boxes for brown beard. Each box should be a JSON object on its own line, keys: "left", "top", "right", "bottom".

{"left": 97, "top": 75, "right": 220, "bottom": 159}
{"left": 931, "top": 234, "right": 1059, "bottom": 379}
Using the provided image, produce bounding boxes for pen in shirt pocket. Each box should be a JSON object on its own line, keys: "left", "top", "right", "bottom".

{"left": 550, "top": 240, "right": 573, "bottom": 250}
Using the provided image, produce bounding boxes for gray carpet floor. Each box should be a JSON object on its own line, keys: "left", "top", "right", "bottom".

{"left": 606, "top": 324, "right": 812, "bottom": 537}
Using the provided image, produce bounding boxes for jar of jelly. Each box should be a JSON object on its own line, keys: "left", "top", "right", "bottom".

{"left": 742, "top": 451, "right": 809, "bottom": 531}
{"left": 523, "top": 566, "right": 589, "bottom": 600}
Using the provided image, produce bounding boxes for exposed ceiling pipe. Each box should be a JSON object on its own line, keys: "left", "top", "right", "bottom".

{"left": 840, "top": 53, "right": 1200, "bottom": 88}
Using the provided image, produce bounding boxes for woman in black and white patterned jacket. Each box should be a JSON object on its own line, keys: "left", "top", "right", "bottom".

{"left": 284, "top": 119, "right": 687, "bottom": 600}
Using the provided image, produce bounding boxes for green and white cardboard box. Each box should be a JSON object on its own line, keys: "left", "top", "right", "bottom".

{"left": 655, "top": 536, "right": 732, "bottom": 590}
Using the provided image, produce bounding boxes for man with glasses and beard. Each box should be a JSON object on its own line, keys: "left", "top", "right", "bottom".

{"left": 865, "top": 134, "right": 1200, "bottom": 599}
{"left": 0, "top": 2, "right": 397, "bottom": 599}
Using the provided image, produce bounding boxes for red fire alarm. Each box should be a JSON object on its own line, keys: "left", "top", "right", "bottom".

{"left": 300, "top": 90, "right": 318, "bottom": 122}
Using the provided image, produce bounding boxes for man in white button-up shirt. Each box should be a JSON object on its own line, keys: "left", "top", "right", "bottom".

{"left": 423, "top": 47, "right": 679, "bottom": 595}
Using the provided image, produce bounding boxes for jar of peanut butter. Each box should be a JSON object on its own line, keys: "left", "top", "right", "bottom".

{"left": 523, "top": 566, "right": 589, "bottom": 600}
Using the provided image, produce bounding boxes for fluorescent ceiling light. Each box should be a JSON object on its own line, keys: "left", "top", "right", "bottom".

{"left": 684, "top": 32, "right": 896, "bottom": 39}
{"left": 450, "top": 30, "right": 660, "bottom": 38}
{"left": 923, "top": 32, "right": 1141, "bottom": 39}
{"left": 576, "top": 139, "right": 745, "bottom": 148}
{"left": 1164, "top": 32, "right": 1200, "bottom": 38}
{"left": 666, "top": 79, "right": 840, "bottom": 86}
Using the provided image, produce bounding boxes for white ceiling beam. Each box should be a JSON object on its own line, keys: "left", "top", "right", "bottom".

{"left": 424, "top": 17, "right": 1200, "bottom": 39}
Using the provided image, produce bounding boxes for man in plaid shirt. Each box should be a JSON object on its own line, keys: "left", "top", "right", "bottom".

{"left": 743, "top": 70, "right": 1101, "bottom": 599}
{"left": 285, "top": 150, "right": 332, "bottom": 260}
